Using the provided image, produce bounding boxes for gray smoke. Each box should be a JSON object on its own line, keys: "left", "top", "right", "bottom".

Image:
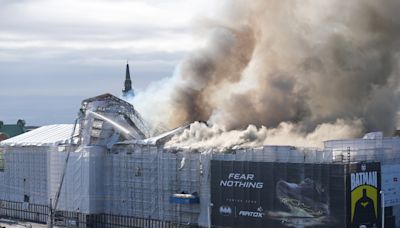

{"left": 165, "top": 119, "right": 363, "bottom": 150}
{"left": 133, "top": 0, "right": 400, "bottom": 147}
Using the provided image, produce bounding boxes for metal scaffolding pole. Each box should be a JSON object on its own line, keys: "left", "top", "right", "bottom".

{"left": 47, "top": 118, "right": 79, "bottom": 227}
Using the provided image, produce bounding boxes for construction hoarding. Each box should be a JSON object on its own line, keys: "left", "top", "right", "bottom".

{"left": 347, "top": 162, "right": 381, "bottom": 228}
{"left": 211, "top": 160, "right": 347, "bottom": 227}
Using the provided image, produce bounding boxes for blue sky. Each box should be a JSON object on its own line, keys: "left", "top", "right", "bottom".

{"left": 0, "top": 0, "right": 213, "bottom": 125}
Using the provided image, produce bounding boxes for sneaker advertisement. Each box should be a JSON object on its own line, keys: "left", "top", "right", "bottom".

{"left": 211, "top": 160, "right": 381, "bottom": 228}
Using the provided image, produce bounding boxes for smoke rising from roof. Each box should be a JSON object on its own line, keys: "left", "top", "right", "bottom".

{"left": 165, "top": 120, "right": 363, "bottom": 150}
{"left": 133, "top": 0, "right": 400, "bottom": 148}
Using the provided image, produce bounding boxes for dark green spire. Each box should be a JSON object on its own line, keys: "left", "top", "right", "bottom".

{"left": 123, "top": 63, "right": 132, "bottom": 93}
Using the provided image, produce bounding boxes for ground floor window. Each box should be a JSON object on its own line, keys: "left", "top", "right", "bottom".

{"left": 0, "top": 148, "right": 4, "bottom": 171}
{"left": 24, "top": 194, "right": 30, "bottom": 203}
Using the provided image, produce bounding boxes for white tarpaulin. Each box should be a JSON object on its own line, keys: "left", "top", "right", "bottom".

{"left": 0, "top": 124, "right": 78, "bottom": 146}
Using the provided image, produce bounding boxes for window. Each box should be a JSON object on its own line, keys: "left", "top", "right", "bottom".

{"left": 24, "top": 194, "right": 30, "bottom": 203}
{"left": 134, "top": 167, "right": 142, "bottom": 177}
{"left": 0, "top": 148, "right": 4, "bottom": 171}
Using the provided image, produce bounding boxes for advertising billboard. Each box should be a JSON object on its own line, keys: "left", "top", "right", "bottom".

{"left": 347, "top": 162, "right": 381, "bottom": 228}
{"left": 211, "top": 160, "right": 347, "bottom": 227}
{"left": 381, "top": 164, "right": 400, "bottom": 206}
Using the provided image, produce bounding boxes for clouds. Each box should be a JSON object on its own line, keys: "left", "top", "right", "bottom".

{"left": 0, "top": 0, "right": 213, "bottom": 125}
{"left": 0, "top": 0, "right": 206, "bottom": 59}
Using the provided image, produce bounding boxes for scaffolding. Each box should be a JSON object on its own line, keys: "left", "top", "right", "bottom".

{"left": 0, "top": 146, "right": 48, "bottom": 205}
{"left": 1, "top": 134, "right": 400, "bottom": 227}
{"left": 103, "top": 144, "right": 202, "bottom": 225}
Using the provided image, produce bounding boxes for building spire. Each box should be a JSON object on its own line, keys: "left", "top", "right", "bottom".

{"left": 123, "top": 63, "right": 132, "bottom": 93}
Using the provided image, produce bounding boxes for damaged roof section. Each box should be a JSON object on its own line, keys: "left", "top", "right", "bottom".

{"left": 0, "top": 94, "right": 185, "bottom": 149}
{"left": 117, "top": 124, "right": 190, "bottom": 146}
{"left": 79, "top": 93, "right": 152, "bottom": 148}
{"left": 81, "top": 93, "right": 149, "bottom": 139}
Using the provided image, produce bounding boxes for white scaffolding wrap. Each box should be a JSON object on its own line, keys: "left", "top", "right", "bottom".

{"left": 0, "top": 147, "right": 48, "bottom": 205}
{"left": 0, "top": 124, "right": 78, "bottom": 147}
{"left": 48, "top": 146, "right": 106, "bottom": 213}
{"left": 103, "top": 144, "right": 201, "bottom": 224}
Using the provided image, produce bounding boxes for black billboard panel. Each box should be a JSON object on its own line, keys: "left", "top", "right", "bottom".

{"left": 347, "top": 162, "right": 381, "bottom": 228}
{"left": 211, "top": 160, "right": 347, "bottom": 228}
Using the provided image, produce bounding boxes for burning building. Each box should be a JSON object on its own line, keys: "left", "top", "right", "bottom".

{"left": 1, "top": 1, "right": 400, "bottom": 226}
{"left": 0, "top": 91, "right": 399, "bottom": 228}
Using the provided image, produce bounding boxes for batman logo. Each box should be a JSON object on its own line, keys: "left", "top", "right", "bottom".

{"left": 219, "top": 205, "right": 232, "bottom": 216}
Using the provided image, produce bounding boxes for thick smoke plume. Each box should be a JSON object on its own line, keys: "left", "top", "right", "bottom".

{"left": 133, "top": 0, "right": 400, "bottom": 148}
